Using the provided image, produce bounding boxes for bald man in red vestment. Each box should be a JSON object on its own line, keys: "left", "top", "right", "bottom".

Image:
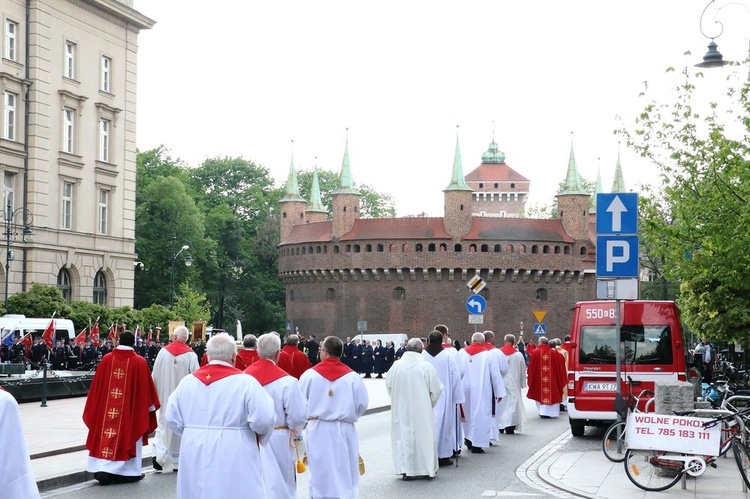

{"left": 83, "top": 330, "right": 160, "bottom": 485}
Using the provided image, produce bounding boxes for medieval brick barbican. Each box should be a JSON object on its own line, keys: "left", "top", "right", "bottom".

{"left": 278, "top": 136, "right": 611, "bottom": 343}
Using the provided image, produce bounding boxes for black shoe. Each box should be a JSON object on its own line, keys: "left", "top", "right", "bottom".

{"left": 438, "top": 458, "right": 454, "bottom": 466}
{"left": 560, "top": 404, "right": 567, "bottom": 412}
{"left": 470, "top": 447, "right": 485, "bottom": 454}
{"left": 94, "top": 472, "right": 117, "bottom": 485}
{"left": 505, "top": 426, "right": 516, "bottom": 435}
{"left": 402, "top": 474, "right": 415, "bottom": 481}
{"left": 464, "top": 438, "right": 473, "bottom": 450}
{"left": 364, "top": 374, "right": 371, "bottom": 378}
{"left": 376, "top": 375, "right": 383, "bottom": 378}
{"left": 119, "top": 474, "right": 145, "bottom": 483}
{"left": 498, "top": 428, "right": 504, "bottom": 434}
{"left": 540, "top": 415, "right": 551, "bottom": 419}
{"left": 152, "top": 456, "right": 163, "bottom": 471}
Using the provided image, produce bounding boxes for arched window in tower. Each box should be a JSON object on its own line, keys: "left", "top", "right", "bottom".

{"left": 316, "top": 246, "right": 321, "bottom": 253}
{"left": 415, "top": 243, "right": 423, "bottom": 252}
{"left": 543, "top": 245, "right": 550, "bottom": 254}
{"left": 353, "top": 245, "right": 360, "bottom": 253}
{"left": 494, "top": 244, "right": 501, "bottom": 253}
{"left": 308, "top": 246, "right": 313, "bottom": 254}
{"left": 494, "top": 183, "right": 498, "bottom": 188}
{"left": 302, "top": 247, "right": 306, "bottom": 255}
{"left": 469, "top": 244, "right": 477, "bottom": 253}
{"left": 343, "top": 206, "right": 347, "bottom": 212}
{"left": 531, "top": 245, "right": 539, "bottom": 254}
{"left": 282, "top": 212, "right": 287, "bottom": 218}
{"left": 365, "top": 244, "right": 372, "bottom": 252}
{"left": 439, "top": 243, "right": 447, "bottom": 252}
{"left": 460, "top": 204, "right": 464, "bottom": 211}
{"left": 290, "top": 289, "right": 295, "bottom": 301}
{"left": 299, "top": 213, "right": 304, "bottom": 220}
{"left": 520, "top": 245, "right": 526, "bottom": 253}
{"left": 479, "top": 183, "right": 484, "bottom": 188}
{"left": 536, "top": 288, "right": 548, "bottom": 301}
{"left": 428, "top": 243, "right": 436, "bottom": 252}
{"left": 554, "top": 246, "right": 561, "bottom": 254}
{"left": 392, "top": 287, "right": 406, "bottom": 300}
{"left": 390, "top": 243, "right": 397, "bottom": 252}
{"left": 333, "top": 245, "right": 339, "bottom": 254}
{"left": 93, "top": 271, "right": 107, "bottom": 305}
{"left": 326, "top": 288, "right": 335, "bottom": 301}
{"left": 402, "top": 244, "right": 409, "bottom": 252}
{"left": 377, "top": 243, "right": 384, "bottom": 252}
{"left": 57, "top": 268, "right": 72, "bottom": 303}
{"left": 481, "top": 244, "right": 488, "bottom": 252}
{"left": 564, "top": 246, "right": 570, "bottom": 255}
{"left": 580, "top": 247, "right": 587, "bottom": 256}
{"left": 324, "top": 246, "right": 328, "bottom": 254}
{"left": 454, "top": 244, "right": 462, "bottom": 252}
{"left": 506, "top": 244, "right": 514, "bottom": 253}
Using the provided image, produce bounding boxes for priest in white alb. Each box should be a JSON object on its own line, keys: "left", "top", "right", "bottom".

{"left": 151, "top": 325, "right": 199, "bottom": 472}
{"left": 0, "top": 387, "right": 40, "bottom": 498}
{"left": 244, "top": 333, "right": 307, "bottom": 499}
{"left": 497, "top": 333, "right": 527, "bottom": 434}
{"left": 422, "top": 330, "right": 464, "bottom": 467}
{"left": 299, "top": 336, "right": 368, "bottom": 499}
{"left": 165, "top": 333, "right": 275, "bottom": 498}
{"left": 386, "top": 337, "right": 442, "bottom": 480}
{"left": 458, "top": 332, "right": 505, "bottom": 453}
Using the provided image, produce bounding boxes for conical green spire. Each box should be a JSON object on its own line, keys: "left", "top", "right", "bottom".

{"left": 558, "top": 135, "right": 587, "bottom": 195}
{"left": 281, "top": 140, "right": 305, "bottom": 202}
{"left": 611, "top": 145, "right": 626, "bottom": 192}
{"left": 306, "top": 164, "right": 327, "bottom": 213}
{"left": 332, "top": 129, "right": 360, "bottom": 195}
{"left": 444, "top": 126, "right": 472, "bottom": 191}
{"left": 591, "top": 159, "right": 603, "bottom": 210}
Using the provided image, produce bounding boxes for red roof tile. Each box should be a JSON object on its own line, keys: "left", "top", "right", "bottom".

{"left": 282, "top": 221, "right": 333, "bottom": 244}
{"left": 339, "top": 217, "right": 451, "bottom": 241}
{"left": 463, "top": 217, "right": 574, "bottom": 242}
{"left": 465, "top": 163, "right": 530, "bottom": 183}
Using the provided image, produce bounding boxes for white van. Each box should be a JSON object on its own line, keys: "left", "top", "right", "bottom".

{"left": 0, "top": 315, "right": 76, "bottom": 342}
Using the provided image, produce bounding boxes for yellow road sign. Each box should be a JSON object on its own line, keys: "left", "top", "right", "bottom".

{"left": 466, "top": 274, "right": 486, "bottom": 294}
{"left": 533, "top": 310, "right": 547, "bottom": 324}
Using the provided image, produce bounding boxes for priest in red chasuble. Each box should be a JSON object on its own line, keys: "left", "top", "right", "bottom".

{"left": 83, "top": 330, "right": 160, "bottom": 485}
{"left": 526, "top": 336, "right": 567, "bottom": 419}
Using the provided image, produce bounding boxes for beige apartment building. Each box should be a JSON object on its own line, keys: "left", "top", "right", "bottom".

{"left": 1, "top": 0, "right": 154, "bottom": 307}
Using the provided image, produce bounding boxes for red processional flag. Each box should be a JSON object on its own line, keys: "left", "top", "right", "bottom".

{"left": 75, "top": 327, "right": 87, "bottom": 347}
{"left": 119, "top": 323, "right": 126, "bottom": 333}
{"left": 90, "top": 322, "right": 100, "bottom": 347}
{"left": 21, "top": 333, "right": 33, "bottom": 359}
{"left": 107, "top": 324, "right": 117, "bottom": 343}
{"left": 147, "top": 328, "right": 153, "bottom": 342}
{"left": 41, "top": 318, "right": 55, "bottom": 349}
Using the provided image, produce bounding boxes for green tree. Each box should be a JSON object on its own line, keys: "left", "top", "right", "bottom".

{"left": 619, "top": 64, "right": 750, "bottom": 345}
{"left": 134, "top": 175, "right": 205, "bottom": 308}
{"left": 173, "top": 282, "right": 211, "bottom": 326}
{"left": 6, "top": 283, "right": 68, "bottom": 318}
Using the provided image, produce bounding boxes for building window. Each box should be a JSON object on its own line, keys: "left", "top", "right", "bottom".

{"left": 377, "top": 244, "right": 384, "bottom": 252}
{"left": 3, "top": 172, "right": 15, "bottom": 212}
{"left": 5, "top": 20, "right": 17, "bottom": 61}
{"left": 428, "top": 243, "right": 436, "bottom": 252}
{"left": 97, "top": 190, "right": 108, "bottom": 234}
{"left": 389, "top": 243, "right": 397, "bottom": 252}
{"left": 333, "top": 245, "right": 339, "bottom": 254}
{"left": 101, "top": 56, "right": 111, "bottom": 92}
{"left": 62, "top": 181, "right": 73, "bottom": 229}
{"left": 326, "top": 288, "right": 335, "bottom": 301}
{"left": 3, "top": 91, "right": 16, "bottom": 141}
{"left": 415, "top": 243, "right": 423, "bottom": 252}
{"left": 402, "top": 244, "right": 409, "bottom": 252}
{"left": 63, "top": 108, "right": 75, "bottom": 153}
{"left": 510, "top": 183, "right": 515, "bottom": 188}
{"left": 564, "top": 246, "right": 571, "bottom": 255}
{"left": 481, "top": 244, "right": 488, "bottom": 252}
{"left": 93, "top": 271, "right": 107, "bottom": 305}
{"left": 494, "top": 183, "right": 498, "bottom": 188}
{"left": 454, "top": 244, "right": 462, "bottom": 252}
{"left": 494, "top": 244, "right": 501, "bottom": 252}
{"left": 536, "top": 288, "right": 548, "bottom": 301}
{"left": 580, "top": 247, "right": 587, "bottom": 256}
{"left": 479, "top": 183, "right": 483, "bottom": 188}
{"left": 353, "top": 244, "right": 360, "bottom": 253}
{"left": 393, "top": 287, "right": 406, "bottom": 300}
{"left": 64, "top": 41, "right": 76, "bottom": 79}
{"left": 531, "top": 245, "right": 539, "bottom": 254}
{"left": 365, "top": 244, "right": 372, "bottom": 252}
{"left": 99, "top": 119, "right": 110, "bottom": 162}
{"left": 57, "top": 268, "right": 71, "bottom": 303}
{"left": 543, "top": 245, "right": 550, "bottom": 254}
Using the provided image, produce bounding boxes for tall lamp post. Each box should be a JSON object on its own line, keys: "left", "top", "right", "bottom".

{"left": 695, "top": 0, "right": 749, "bottom": 68}
{"left": 169, "top": 237, "right": 192, "bottom": 309}
{"left": 3, "top": 201, "right": 33, "bottom": 308}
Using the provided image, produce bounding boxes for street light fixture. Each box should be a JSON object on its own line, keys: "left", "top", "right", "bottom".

{"left": 169, "top": 238, "right": 192, "bottom": 310}
{"left": 3, "top": 200, "right": 33, "bottom": 308}
{"left": 695, "top": 0, "right": 735, "bottom": 68}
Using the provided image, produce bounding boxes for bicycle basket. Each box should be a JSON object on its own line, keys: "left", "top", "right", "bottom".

{"left": 613, "top": 393, "right": 630, "bottom": 419}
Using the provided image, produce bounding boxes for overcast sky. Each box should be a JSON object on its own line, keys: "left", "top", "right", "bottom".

{"left": 134, "top": 1, "right": 750, "bottom": 217}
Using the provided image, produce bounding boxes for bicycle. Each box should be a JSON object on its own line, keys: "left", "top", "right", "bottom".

{"left": 623, "top": 406, "right": 750, "bottom": 491}
{"left": 602, "top": 377, "right": 654, "bottom": 463}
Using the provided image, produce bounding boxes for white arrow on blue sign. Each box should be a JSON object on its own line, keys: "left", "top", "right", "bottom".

{"left": 466, "top": 295, "right": 487, "bottom": 314}
{"left": 596, "top": 193, "right": 638, "bottom": 235}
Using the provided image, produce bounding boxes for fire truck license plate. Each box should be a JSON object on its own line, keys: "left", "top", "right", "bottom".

{"left": 583, "top": 382, "right": 617, "bottom": 392}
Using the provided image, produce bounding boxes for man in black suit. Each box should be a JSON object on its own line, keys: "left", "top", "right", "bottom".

{"left": 306, "top": 335, "right": 320, "bottom": 365}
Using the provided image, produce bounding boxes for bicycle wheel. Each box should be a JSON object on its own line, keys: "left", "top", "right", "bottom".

{"left": 624, "top": 449, "right": 683, "bottom": 492}
{"left": 733, "top": 438, "right": 750, "bottom": 489}
{"left": 602, "top": 421, "right": 627, "bottom": 462}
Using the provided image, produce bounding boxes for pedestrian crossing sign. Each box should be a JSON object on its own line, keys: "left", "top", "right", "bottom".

{"left": 533, "top": 323, "right": 546, "bottom": 336}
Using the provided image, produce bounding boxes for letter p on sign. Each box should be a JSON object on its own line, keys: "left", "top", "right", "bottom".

{"left": 606, "top": 240, "right": 629, "bottom": 272}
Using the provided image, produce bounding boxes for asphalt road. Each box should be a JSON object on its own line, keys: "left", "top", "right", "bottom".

{"left": 43, "top": 399, "right": 582, "bottom": 498}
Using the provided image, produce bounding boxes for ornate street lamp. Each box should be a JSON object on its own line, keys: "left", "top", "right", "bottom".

{"left": 695, "top": 0, "right": 741, "bottom": 68}
{"left": 3, "top": 200, "right": 33, "bottom": 308}
{"left": 169, "top": 236, "right": 192, "bottom": 309}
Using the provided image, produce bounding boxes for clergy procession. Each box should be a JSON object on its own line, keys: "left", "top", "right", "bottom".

{"left": 3, "top": 323, "right": 571, "bottom": 498}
